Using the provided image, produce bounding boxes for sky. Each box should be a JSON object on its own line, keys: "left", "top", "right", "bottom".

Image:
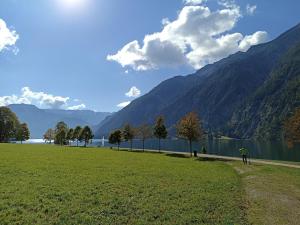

{"left": 0, "top": 0, "right": 300, "bottom": 112}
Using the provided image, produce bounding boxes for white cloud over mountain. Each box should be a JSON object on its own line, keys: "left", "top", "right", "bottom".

{"left": 125, "top": 86, "right": 141, "bottom": 98}
{"left": 67, "top": 104, "right": 86, "bottom": 110}
{"left": 107, "top": 1, "right": 268, "bottom": 71}
{"left": 0, "top": 87, "right": 86, "bottom": 110}
{"left": 0, "top": 19, "right": 19, "bottom": 53}
{"left": 117, "top": 101, "right": 131, "bottom": 108}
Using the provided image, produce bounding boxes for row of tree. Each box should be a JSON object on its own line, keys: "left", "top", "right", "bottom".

{"left": 109, "top": 112, "right": 204, "bottom": 156}
{"left": 43, "top": 122, "right": 93, "bottom": 147}
{"left": 0, "top": 107, "right": 30, "bottom": 143}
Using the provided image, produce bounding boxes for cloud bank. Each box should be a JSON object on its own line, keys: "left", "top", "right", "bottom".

{"left": 107, "top": 1, "right": 267, "bottom": 71}
{"left": 0, "top": 19, "right": 19, "bottom": 53}
{"left": 0, "top": 87, "right": 87, "bottom": 110}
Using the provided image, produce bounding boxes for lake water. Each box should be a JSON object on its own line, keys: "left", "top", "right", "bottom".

{"left": 24, "top": 138, "right": 300, "bottom": 163}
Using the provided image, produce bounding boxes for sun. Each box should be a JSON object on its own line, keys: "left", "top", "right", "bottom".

{"left": 58, "top": 0, "right": 88, "bottom": 11}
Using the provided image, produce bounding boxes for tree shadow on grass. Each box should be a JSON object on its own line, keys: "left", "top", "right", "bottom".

{"left": 196, "top": 157, "right": 233, "bottom": 162}
{"left": 165, "top": 153, "right": 191, "bottom": 158}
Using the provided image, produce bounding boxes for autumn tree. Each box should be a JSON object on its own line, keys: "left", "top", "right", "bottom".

{"left": 43, "top": 128, "right": 55, "bottom": 144}
{"left": 109, "top": 130, "right": 122, "bottom": 150}
{"left": 16, "top": 123, "right": 30, "bottom": 144}
{"left": 122, "top": 123, "right": 135, "bottom": 151}
{"left": 153, "top": 116, "right": 168, "bottom": 152}
{"left": 177, "top": 112, "right": 204, "bottom": 156}
{"left": 137, "top": 124, "right": 153, "bottom": 152}
{"left": 284, "top": 108, "right": 300, "bottom": 148}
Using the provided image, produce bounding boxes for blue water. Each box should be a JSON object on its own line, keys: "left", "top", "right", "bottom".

{"left": 24, "top": 138, "right": 300, "bottom": 162}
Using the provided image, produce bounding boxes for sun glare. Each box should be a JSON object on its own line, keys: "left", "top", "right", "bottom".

{"left": 58, "top": 0, "right": 89, "bottom": 12}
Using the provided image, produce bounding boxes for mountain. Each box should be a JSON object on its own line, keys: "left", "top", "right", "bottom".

{"left": 8, "top": 104, "right": 111, "bottom": 138}
{"left": 231, "top": 42, "right": 300, "bottom": 139}
{"left": 96, "top": 23, "right": 300, "bottom": 139}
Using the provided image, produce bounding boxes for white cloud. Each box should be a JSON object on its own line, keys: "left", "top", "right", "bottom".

{"left": 21, "top": 87, "right": 69, "bottom": 109}
{"left": 117, "top": 101, "right": 131, "bottom": 108}
{"left": 125, "top": 86, "right": 141, "bottom": 98}
{"left": 0, "top": 19, "right": 19, "bottom": 53}
{"left": 107, "top": 1, "right": 267, "bottom": 71}
{"left": 246, "top": 4, "right": 257, "bottom": 15}
{"left": 0, "top": 87, "right": 88, "bottom": 110}
{"left": 239, "top": 31, "right": 268, "bottom": 51}
{"left": 184, "top": 0, "right": 206, "bottom": 5}
{"left": 68, "top": 104, "right": 86, "bottom": 110}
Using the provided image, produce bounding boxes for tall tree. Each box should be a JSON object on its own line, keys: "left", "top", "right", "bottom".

{"left": 109, "top": 130, "right": 122, "bottom": 150}
{"left": 16, "top": 123, "right": 30, "bottom": 144}
{"left": 43, "top": 128, "right": 55, "bottom": 144}
{"left": 137, "top": 124, "right": 153, "bottom": 152}
{"left": 73, "top": 126, "right": 82, "bottom": 147}
{"left": 122, "top": 123, "right": 135, "bottom": 151}
{"left": 79, "top": 126, "right": 93, "bottom": 147}
{"left": 66, "top": 128, "right": 74, "bottom": 146}
{"left": 177, "top": 112, "right": 204, "bottom": 156}
{"left": 54, "top": 121, "right": 68, "bottom": 145}
{"left": 0, "top": 107, "right": 20, "bottom": 143}
{"left": 284, "top": 108, "right": 300, "bottom": 148}
{"left": 153, "top": 116, "right": 168, "bottom": 152}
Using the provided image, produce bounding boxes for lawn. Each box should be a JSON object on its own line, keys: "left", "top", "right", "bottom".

{"left": 0, "top": 144, "right": 245, "bottom": 225}
{"left": 1, "top": 144, "right": 300, "bottom": 225}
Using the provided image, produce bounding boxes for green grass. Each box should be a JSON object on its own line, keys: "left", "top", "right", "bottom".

{"left": 230, "top": 161, "right": 300, "bottom": 225}
{"left": 0, "top": 144, "right": 245, "bottom": 225}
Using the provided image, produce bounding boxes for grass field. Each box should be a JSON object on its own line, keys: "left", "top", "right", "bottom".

{"left": 0, "top": 144, "right": 299, "bottom": 225}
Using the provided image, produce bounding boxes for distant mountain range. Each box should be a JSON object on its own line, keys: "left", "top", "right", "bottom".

{"left": 8, "top": 104, "right": 111, "bottom": 138}
{"left": 96, "top": 23, "right": 300, "bottom": 140}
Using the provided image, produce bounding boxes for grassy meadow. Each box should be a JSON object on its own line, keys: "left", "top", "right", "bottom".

{"left": 0, "top": 144, "right": 299, "bottom": 225}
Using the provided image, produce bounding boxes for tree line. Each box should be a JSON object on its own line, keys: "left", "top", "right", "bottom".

{"left": 109, "top": 112, "right": 204, "bottom": 156}
{"left": 43, "top": 122, "right": 93, "bottom": 147}
{"left": 0, "top": 107, "right": 30, "bottom": 143}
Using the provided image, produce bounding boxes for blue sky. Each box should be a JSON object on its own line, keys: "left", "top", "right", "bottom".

{"left": 0, "top": 0, "right": 300, "bottom": 112}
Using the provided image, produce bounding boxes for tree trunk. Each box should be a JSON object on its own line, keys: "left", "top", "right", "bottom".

{"left": 130, "top": 139, "right": 133, "bottom": 151}
{"left": 77, "top": 139, "right": 78, "bottom": 147}
{"left": 189, "top": 139, "right": 192, "bottom": 157}
{"left": 142, "top": 139, "right": 145, "bottom": 152}
{"left": 118, "top": 143, "right": 120, "bottom": 150}
{"left": 158, "top": 138, "right": 161, "bottom": 153}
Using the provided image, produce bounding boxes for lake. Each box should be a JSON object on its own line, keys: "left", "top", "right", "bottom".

{"left": 24, "top": 138, "right": 300, "bottom": 163}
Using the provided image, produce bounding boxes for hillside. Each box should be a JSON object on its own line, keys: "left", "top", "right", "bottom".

{"left": 8, "top": 104, "right": 111, "bottom": 138}
{"left": 231, "top": 42, "right": 300, "bottom": 139}
{"left": 96, "top": 23, "right": 300, "bottom": 138}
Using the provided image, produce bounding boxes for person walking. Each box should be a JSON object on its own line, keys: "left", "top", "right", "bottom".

{"left": 239, "top": 147, "right": 248, "bottom": 165}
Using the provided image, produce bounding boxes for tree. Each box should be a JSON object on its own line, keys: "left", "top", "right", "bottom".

{"left": 137, "top": 124, "right": 153, "bottom": 152}
{"left": 66, "top": 128, "right": 74, "bottom": 145}
{"left": 122, "top": 123, "right": 135, "bottom": 151}
{"left": 153, "top": 116, "right": 168, "bottom": 152}
{"left": 284, "top": 108, "right": 300, "bottom": 148}
{"left": 73, "top": 126, "right": 82, "bottom": 147}
{"left": 16, "top": 123, "right": 30, "bottom": 144}
{"left": 177, "top": 112, "right": 204, "bottom": 156}
{"left": 54, "top": 121, "right": 68, "bottom": 145}
{"left": 109, "top": 130, "right": 122, "bottom": 150}
{"left": 79, "top": 126, "right": 93, "bottom": 147}
{"left": 0, "top": 107, "right": 20, "bottom": 143}
{"left": 43, "top": 128, "right": 55, "bottom": 144}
